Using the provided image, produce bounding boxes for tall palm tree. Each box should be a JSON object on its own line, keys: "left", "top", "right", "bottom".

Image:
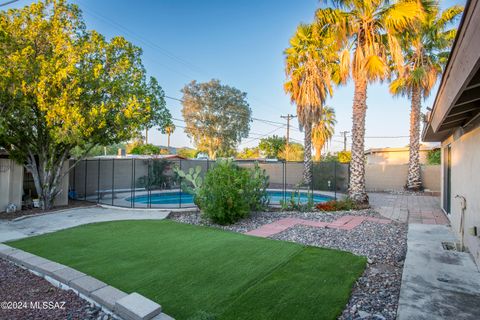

{"left": 284, "top": 23, "right": 339, "bottom": 185}
{"left": 312, "top": 106, "right": 336, "bottom": 161}
{"left": 164, "top": 123, "right": 175, "bottom": 148}
{"left": 390, "top": 4, "right": 463, "bottom": 190}
{"left": 315, "top": 0, "right": 426, "bottom": 203}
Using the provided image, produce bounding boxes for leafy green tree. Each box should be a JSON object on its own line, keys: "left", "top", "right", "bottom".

{"left": 284, "top": 23, "right": 339, "bottom": 184}
{"left": 142, "top": 77, "right": 170, "bottom": 144}
{"left": 279, "top": 142, "right": 304, "bottom": 162}
{"left": 71, "top": 143, "right": 126, "bottom": 158}
{"left": 181, "top": 79, "right": 251, "bottom": 159}
{"left": 0, "top": 0, "right": 171, "bottom": 209}
{"left": 427, "top": 149, "right": 441, "bottom": 165}
{"left": 236, "top": 147, "right": 260, "bottom": 159}
{"left": 176, "top": 148, "right": 198, "bottom": 159}
{"left": 390, "top": 4, "right": 462, "bottom": 190}
{"left": 312, "top": 106, "right": 336, "bottom": 161}
{"left": 315, "top": 0, "right": 426, "bottom": 203}
{"left": 130, "top": 144, "right": 162, "bottom": 155}
{"left": 258, "top": 135, "right": 286, "bottom": 159}
{"left": 337, "top": 151, "right": 351, "bottom": 163}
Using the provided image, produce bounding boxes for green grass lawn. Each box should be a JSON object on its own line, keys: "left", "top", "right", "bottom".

{"left": 7, "top": 220, "right": 365, "bottom": 320}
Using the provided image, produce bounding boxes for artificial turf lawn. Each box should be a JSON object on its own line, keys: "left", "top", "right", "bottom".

{"left": 8, "top": 220, "right": 366, "bottom": 320}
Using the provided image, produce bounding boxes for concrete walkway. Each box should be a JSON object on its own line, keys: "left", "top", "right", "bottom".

{"left": 369, "top": 193, "right": 449, "bottom": 225}
{"left": 397, "top": 224, "right": 480, "bottom": 319}
{"left": 0, "top": 206, "right": 170, "bottom": 242}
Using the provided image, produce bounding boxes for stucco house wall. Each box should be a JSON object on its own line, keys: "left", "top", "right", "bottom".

{"left": 0, "top": 159, "right": 24, "bottom": 212}
{"left": 442, "top": 126, "right": 480, "bottom": 265}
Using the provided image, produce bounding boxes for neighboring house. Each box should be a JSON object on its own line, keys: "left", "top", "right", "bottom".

{"left": 423, "top": 0, "right": 480, "bottom": 265}
{"left": 364, "top": 146, "right": 437, "bottom": 165}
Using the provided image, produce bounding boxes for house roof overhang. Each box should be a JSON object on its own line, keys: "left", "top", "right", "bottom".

{"left": 423, "top": 0, "right": 480, "bottom": 142}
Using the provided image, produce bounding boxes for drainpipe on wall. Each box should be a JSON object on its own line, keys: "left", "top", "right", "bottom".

{"left": 455, "top": 195, "right": 467, "bottom": 251}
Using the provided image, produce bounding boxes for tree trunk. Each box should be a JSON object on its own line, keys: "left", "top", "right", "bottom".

{"left": 406, "top": 86, "right": 422, "bottom": 190}
{"left": 167, "top": 133, "right": 171, "bottom": 148}
{"left": 145, "top": 128, "right": 148, "bottom": 144}
{"left": 26, "top": 149, "right": 68, "bottom": 210}
{"left": 303, "top": 121, "right": 313, "bottom": 185}
{"left": 349, "top": 77, "right": 369, "bottom": 204}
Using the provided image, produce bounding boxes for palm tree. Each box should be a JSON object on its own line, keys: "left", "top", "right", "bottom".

{"left": 164, "top": 123, "right": 175, "bottom": 148}
{"left": 312, "top": 106, "right": 336, "bottom": 161}
{"left": 315, "top": 0, "right": 426, "bottom": 203}
{"left": 390, "top": 4, "right": 462, "bottom": 190}
{"left": 284, "top": 23, "right": 339, "bottom": 185}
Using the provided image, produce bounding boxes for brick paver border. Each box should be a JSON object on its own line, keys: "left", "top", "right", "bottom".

{"left": 244, "top": 215, "right": 391, "bottom": 238}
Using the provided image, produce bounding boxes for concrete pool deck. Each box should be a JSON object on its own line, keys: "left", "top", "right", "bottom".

{"left": 0, "top": 206, "right": 170, "bottom": 242}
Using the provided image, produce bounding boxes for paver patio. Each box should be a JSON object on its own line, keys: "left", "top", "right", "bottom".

{"left": 369, "top": 193, "right": 449, "bottom": 225}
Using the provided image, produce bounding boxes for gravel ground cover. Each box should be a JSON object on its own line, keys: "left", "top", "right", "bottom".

{"left": 0, "top": 259, "right": 111, "bottom": 320}
{"left": 169, "top": 209, "right": 407, "bottom": 320}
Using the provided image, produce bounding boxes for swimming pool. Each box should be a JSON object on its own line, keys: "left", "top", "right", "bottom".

{"left": 126, "top": 190, "right": 332, "bottom": 206}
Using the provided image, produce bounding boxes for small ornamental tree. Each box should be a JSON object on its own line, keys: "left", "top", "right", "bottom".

{"left": 0, "top": 0, "right": 171, "bottom": 209}
{"left": 181, "top": 79, "right": 251, "bottom": 159}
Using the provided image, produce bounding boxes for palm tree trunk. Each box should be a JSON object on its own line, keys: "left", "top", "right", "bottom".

{"left": 314, "top": 147, "right": 321, "bottom": 162}
{"left": 406, "top": 86, "right": 422, "bottom": 190}
{"left": 349, "top": 78, "right": 369, "bottom": 204}
{"left": 145, "top": 128, "right": 148, "bottom": 144}
{"left": 303, "top": 121, "right": 313, "bottom": 185}
{"left": 167, "top": 133, "right": 171, "bottom": 148}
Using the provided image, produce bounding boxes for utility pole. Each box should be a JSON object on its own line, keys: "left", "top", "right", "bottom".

{"left": 340, "top": 131, "right": 349, "bottom": 151}
{"left": 281, "top": 114, "right": 296, "bottom": 161}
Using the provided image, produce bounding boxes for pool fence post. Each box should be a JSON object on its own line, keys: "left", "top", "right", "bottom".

{"left": 112, "top": 158, "right": 115, "bottom": 206}
{"left": 84, "top": 159, "right": 88, "bottom": 201}
{"left": 179, "top": 159, "right": 182, "bottom": 208}
{"left": 334, "top": 162, "right": 337, "bottom": 201}
{"left": 131, "top": 158, "right": 135, "bottom": 208}
{"left": 97, "top": 158, "right": 100, "bottom": 204}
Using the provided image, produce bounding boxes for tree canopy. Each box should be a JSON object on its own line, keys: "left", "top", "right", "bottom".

{"left": 258, "top": 135, "right": 286, "bottom": 159}
{"left": 181, "top": 79, "right": 251, "bottom": 159}
{"left": 0, "top": 0, "right": 171, "bottom": 209}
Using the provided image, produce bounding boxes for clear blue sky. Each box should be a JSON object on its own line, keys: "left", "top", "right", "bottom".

{"left": 3, "top": 0, "right": 465, "bottom": 152}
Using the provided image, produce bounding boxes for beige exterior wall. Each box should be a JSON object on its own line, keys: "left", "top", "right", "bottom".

{"left": 365, "top": 149, "right": 430, "bottom": 165}
{"left": 0, "top": 159, "right": 24, "bottom": 212}
{"left": 365, "top": 164, "right": 440, "bottom": 192}
{"left": 441, "top": 125, "right": 480, "bottom": 265}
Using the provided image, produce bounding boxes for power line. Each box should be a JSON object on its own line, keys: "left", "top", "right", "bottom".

{"left": 0, "top": 0, "right": 19, "bottom": 7}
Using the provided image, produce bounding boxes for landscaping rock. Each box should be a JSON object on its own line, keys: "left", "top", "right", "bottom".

{"left": 0, "top": 258, "right": 106, "bottom": 319}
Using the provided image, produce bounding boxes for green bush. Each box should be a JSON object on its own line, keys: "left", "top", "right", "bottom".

{"left": 196, "top": 160, "right": 269, "bottom": 224}
{"left": 427, "top": 149, "right": 441, "bottom": 165}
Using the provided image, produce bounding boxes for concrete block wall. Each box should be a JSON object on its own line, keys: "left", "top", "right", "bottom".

{"left": 365, "top": 164, "right": 440, "bottom": 192}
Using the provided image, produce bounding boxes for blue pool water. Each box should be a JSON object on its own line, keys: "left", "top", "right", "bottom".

{"left": 126, "top": 190, "right": 332, "bottom": 206}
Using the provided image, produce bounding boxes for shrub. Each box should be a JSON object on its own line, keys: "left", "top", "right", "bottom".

{"left": 315, "top": 198, "right": 357, "bottom": 211}
{"left": 280, "top": 188, "right": 314, "bottom": 212}
{"left": 196, "top": 160, "right": 269, "bottom": 224}
{"left": 427, "top": 149, "right": 441, "bottom": 165}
